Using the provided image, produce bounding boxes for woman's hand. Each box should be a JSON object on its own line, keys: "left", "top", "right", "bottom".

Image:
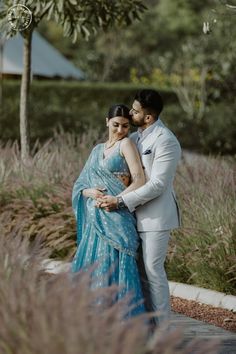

{"left": 82, "top": 188, "right": 106, "bottom": 200}
{"left": 96, "top": 195, "right": 118, "bottom": 211}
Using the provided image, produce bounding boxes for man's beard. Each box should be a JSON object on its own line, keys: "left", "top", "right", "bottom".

{"left": 131, "top": 117, "right": 145, "bottom": 127}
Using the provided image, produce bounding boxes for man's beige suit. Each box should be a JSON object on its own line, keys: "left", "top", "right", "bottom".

{"left": 122, "top": 119, "right": 181, "bottom": 231}
{"left": 122, "top": 119, "right": 181, "bottom": 326}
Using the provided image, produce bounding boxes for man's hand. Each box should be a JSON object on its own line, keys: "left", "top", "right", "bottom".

{"left": 95, "top": 195, "right": 118, "bottom": 211}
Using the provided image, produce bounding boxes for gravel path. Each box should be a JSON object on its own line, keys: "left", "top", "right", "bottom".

{"left": 171, "top": 296, "right": 236, "bottom": 333}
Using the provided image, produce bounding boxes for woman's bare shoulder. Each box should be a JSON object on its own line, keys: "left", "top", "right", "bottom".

{"left": 120, "top": 137, "right": 137, "bottom": 157}
{"left": 120, "top": 137, "right": 135, "bottom": 147}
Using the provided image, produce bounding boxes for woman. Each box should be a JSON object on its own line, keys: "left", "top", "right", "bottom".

{"left": 71, "top": 104, "right": 146, "bottom": 317}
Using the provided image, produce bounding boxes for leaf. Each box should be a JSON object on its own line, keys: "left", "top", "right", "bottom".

{"left": 34, "top": 1, "right": 42, "bottom": 15}
{"left": 81, "top": 25, "right": 90, "bottom": 40}
{"left": 63, "top": 19, "right": 70, "bottom": 35}
{"left": 72, "top": 29, "right": 77, "bottom": 43}
{"left": 97, "top": 16, "right": 103, "bottom": 27}
{"left": 68, "top": 0, "right": 77, "bottom": 5}
{"left": 47, "top": 2, "right": 55, "bottom": 20}
{"left": 57, "top": 0, "right": 64, "bottom": 13}
{"left": 54, "top": 11, "right": 59, "bottom": 23}
{"left": 39, "top": 1, "right": 54, "bottom": 18}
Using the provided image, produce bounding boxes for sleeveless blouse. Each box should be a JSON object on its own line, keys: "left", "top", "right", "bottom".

{"left": 102, "top": 141, "right": 130, "bottom": 177}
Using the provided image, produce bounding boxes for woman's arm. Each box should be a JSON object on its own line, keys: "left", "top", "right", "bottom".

{"left": 118, "top": 138, "right": 145, "bottom": 196}
{"left": 82, "top": 188, "right": 106, "bottom": 199}
{"left": 95, "top": 138, "right": 145, "bottom": 210}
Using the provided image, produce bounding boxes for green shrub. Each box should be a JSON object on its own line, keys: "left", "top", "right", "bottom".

{"left": 0, "top": 81, "right": 175, "bottom": 140}
{"left": 163, "top": 102, "right": 236, "bottom": 155}
{"left": 1, "top": 80, "right": 235, "bottom": 154}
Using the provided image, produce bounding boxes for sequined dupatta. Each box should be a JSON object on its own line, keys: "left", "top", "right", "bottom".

{"left": 72, "top": 144, "right": 139, "bottom": 258}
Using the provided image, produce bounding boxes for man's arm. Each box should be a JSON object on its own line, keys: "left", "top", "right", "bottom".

{"left": 122, "top": 139, "right": 181, "bottom": 212}
{"left": 95, "top": 137, "right": 145, "bottom": 211}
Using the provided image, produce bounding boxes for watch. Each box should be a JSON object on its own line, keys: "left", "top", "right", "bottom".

{"left": 117, "top": 196, "right": 126, "bottom": 209}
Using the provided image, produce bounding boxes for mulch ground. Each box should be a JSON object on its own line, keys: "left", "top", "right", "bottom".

{"left": 171, "top": 296, "right": 236, "bottom": 333}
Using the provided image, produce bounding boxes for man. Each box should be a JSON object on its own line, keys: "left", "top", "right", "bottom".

{"left": 98, "top": 89, "right": 181, "bottom": 326}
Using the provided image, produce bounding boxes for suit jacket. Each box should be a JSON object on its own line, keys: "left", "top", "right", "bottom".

{"left": 122, "top": 119, "right": 181, "bottom": 232}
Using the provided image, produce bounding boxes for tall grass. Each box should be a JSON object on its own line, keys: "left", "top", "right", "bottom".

{"left": 0, "top": 221, "right": 219, "bottom": 354}
{"left": 0, "top": 131, "right": 235, "bottom": 294}
{"left": 167, "top": 153, "right": 236, "bottom": 294}
{"left": 0, "top": 130, "right": 103, "bottom": 259}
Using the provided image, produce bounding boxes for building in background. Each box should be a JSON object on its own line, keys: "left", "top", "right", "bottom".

{"left": 0, "top": 31, "right": 84, "bottom": 80}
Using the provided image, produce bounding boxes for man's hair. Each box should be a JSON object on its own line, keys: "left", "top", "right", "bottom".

{"left": 135, "top": 89, "right": 164, "bottom": 119}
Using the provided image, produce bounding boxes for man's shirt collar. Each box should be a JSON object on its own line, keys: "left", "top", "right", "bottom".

{"left": 137, "top": 118, "right": 160, "bottom": 141}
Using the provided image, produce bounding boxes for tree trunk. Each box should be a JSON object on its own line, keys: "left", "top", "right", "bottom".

{"left": 20, "top": 30, "right": 32, "bottom": 163}
{"left": 0, "top": 39, "right": 4, "bottom": 108}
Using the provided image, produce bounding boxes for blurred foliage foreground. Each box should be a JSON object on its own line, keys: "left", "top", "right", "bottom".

{"left": 0, "top": 81, "right": 236, "bottom": 155}
{"left": 0, "top": 131, "right": 235, "bottom": 296}
{"left": 0, "top": 233, "right": 219, "bottom": 354}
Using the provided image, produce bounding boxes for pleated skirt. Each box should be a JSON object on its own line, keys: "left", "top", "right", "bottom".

{"left": 71, "top": 224, "right": 145, "bottom": 317}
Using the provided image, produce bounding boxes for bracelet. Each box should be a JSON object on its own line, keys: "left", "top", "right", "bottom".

{"left": 117, "top": 196, "right": 126, "bottom": 209}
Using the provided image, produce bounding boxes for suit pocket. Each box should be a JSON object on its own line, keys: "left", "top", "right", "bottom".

{"left": 142, "top": 154, "right": 153, "bottom": 171}
{"left": 142, "top": 149, "right": 152, "bottom": 155}
{"left": 142, "top": 153, "right": 153, "bottom": 161}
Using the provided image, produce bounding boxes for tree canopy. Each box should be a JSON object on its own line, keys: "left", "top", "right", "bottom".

{"left": 37, "top": 0, "right": 236, "bottom": 99}
{"left": 0, "top": 0, "right": 146, "bottom": 161}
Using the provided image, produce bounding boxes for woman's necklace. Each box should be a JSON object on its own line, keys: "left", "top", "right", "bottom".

{"left": 104, "top": 139, "right": 120, "bottom": 150}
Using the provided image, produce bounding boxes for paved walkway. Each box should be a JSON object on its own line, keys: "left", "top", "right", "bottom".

{"left": 170, "top": 312, "right": 236, "bottom": 353}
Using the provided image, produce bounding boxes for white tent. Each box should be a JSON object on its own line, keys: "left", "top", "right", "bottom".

{"left": 0, "top": 31, "right": 84, "bottom": 79}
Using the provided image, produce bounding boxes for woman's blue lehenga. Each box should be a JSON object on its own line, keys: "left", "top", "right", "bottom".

{"left": 71, "top": 142, "right": 145, "bottom": 317}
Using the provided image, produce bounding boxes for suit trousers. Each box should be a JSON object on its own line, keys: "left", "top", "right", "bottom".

{"left": 138, "top": 230, "right": 171, "bottom": 326}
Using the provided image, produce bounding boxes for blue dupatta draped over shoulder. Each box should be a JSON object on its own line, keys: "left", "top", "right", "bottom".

{"left": 71, "top": 143, "right": 146, "bottom": 317}
{"left": 72, "top": 144, "right": 140, "bottom": 258}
